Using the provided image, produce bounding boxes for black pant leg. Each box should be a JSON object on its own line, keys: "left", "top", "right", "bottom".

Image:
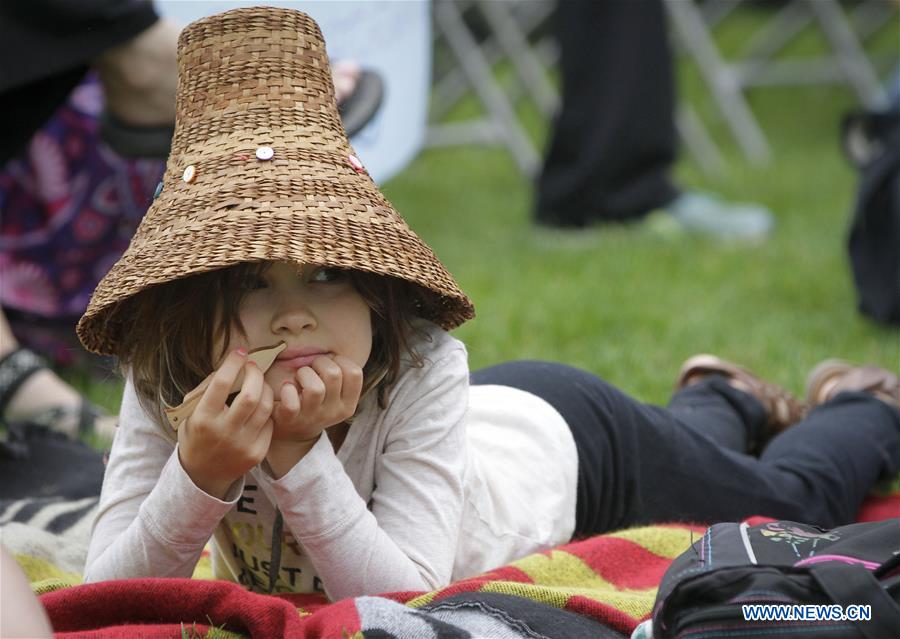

{"left": 535, "top": 0, "right": 679, "bottom": 226}
{"left": 759, "top": 392, "right": 900, "bottom": 525}
{"left": 667, "top": 375, "right": 768, "bottom": 453}
{"left": 470, "top": 361, "right": 900, "bottom": 536}
{"left": 472, "top": 361, "right": 761, "bottom": 534}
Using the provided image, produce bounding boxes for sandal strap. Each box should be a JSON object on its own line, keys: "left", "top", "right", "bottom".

{"left": 678, "top": 354, "right": 805, "bottom": 434}
{"left": 0, "top": 348, "right": 48, "bottom": 425}
{"left": 5, "top": 399, "right": 109, "bottom": 439}
{"left": 758, "top": 384, "right": 804, "bottom": 430}
{"left": 807, "top": 360, "right": 900, "bottom": 409}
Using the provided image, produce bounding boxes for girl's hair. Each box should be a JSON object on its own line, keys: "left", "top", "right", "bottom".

{"left": 119, "top": 262, "right": 427, "bottom": 429}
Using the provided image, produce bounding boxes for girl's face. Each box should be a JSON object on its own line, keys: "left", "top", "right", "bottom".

{"left": 224, "top": 261, "right": 373, "bottom": 391}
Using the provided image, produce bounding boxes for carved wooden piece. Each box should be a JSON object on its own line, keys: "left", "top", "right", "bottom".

{"left": 163, "top": 341, "right": 287, "bottom": 431}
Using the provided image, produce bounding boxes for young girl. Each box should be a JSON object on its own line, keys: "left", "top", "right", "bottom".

{"left": 78, "top": 7, "right": 900, "bottom": 601}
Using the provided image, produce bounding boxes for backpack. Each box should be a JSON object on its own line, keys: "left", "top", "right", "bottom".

{"left": 647, "top": 519, "right": 900, "bottom": 639}
{"left": 843, "top": 109, "right": 900, "bottom": 326}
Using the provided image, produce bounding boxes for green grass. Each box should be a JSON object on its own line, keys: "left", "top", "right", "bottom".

{"left": 77, "top": 5, "right": 900, "bottom": 413}
{"left": 384, "top": 5, "right": 900, "bottom": 404}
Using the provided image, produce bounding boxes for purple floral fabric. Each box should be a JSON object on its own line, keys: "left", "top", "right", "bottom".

{"left": 0, "top": 74, "right": 165, "bottom": 364}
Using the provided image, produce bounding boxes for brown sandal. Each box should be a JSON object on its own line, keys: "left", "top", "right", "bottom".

{"left": 676, "top": 354, "right": 806, "bottom": 449}
{"left": 805, "top": 359, "right": 900, "bottom": 410}
{"left": 0, "top": 348, "right": 113, "bottom": 439}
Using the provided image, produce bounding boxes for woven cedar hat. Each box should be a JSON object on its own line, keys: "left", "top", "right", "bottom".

{"left": 77, "top": 6, "right": 474, "bottom": 356}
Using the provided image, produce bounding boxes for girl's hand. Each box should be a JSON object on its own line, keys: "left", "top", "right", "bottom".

{"left": 266, "top": 355, "right": 363, "bottom": 476}
{"left": 178, "top": 349, "right": 275, "bottom": 499}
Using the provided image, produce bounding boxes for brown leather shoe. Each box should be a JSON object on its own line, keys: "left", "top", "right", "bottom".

{"left": 676, "top": 354, "right": 806, "bottom": 443}
{"left": 805, "top": 360, "right": 900, "bottom": 410}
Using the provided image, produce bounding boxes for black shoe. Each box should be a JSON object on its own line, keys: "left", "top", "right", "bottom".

{"left": 339, "top": 70, "right": 384, "bottom": 137}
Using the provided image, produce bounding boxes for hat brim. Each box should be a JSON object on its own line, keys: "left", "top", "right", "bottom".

{"left": 77, "top": 206, "right": 474, "bottom": 355}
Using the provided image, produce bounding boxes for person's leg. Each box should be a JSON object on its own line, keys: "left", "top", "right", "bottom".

{"left": 758, "top": 392, "right": 900, "bottom": 526}
{"left": 0, "top": 544, "right": 53, "bottom": 639}
{"left": 669, "top": 354, "right": 805, "bottom": 453}
{"left": 0, "top": 309, "right": 83, "bottom": 423}
{"left": 534, "top": 0, "right": 678, "bottom": 227}
{"left": 666, "top": 375, "right": 766, "bottom": 453}
{"left": 0, "top": 309, "right": 117, "bottom": 439}
{"left": 534, "top": 0, "right": 774, "bottom": 239}
{"left": 471, "top": 361, "right": 900, "bottom": 535}
{"left": 472, "top": 361, "right": 764, "bottom": 534}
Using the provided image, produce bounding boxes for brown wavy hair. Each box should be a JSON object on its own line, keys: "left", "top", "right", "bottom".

{"left": 118, "top": 262, "right": 428, "bottom": 430}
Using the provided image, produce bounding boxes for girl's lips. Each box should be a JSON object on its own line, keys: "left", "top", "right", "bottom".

{"left": 275, "top": 351, "right": 331, "bottom": 369}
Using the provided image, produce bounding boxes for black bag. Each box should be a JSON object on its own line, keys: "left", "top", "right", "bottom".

{"left": 650, "top": 519, "right": 900, "bottom": 639}
{"left": 843, "top": 109, "right": 900, "bottom": 326}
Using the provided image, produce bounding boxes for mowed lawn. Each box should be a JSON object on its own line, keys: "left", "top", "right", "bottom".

{"left": 81, "top": 4, "right": 899, "bottom": 419}
{"left": 385, "top": 4, "right": 900, "bottom": 405}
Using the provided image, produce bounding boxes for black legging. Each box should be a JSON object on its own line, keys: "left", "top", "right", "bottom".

{"left": 471, "top": 361, "right": 900, "bottom": 535}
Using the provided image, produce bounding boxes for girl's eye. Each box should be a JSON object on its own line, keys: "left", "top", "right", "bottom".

{"left": 309, "top": 267, "right": 346, "bottom": 283}
{"left": 241, "top": 275, "right": 268, "bottom": 291}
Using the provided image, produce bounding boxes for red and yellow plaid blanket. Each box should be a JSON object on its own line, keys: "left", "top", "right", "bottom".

{"left": 19, "top": 480, "right": 900, "bottom": 638}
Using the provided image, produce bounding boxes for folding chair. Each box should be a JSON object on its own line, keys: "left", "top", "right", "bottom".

{"left": 428, "top": 0, "right": 727, "bottom": 178}
{"left": 664, "top": 0, "right": 896, "bottom": 163}
{"left": 427, "top": 0, "right": 555, "bottom": 177}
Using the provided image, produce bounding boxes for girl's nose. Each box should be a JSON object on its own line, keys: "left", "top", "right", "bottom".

{"left": 271, "top": 293, "right": 317, "bottom": 334}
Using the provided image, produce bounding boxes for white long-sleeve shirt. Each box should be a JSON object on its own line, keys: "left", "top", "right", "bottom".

{"left": 85, "top": 322, "right": 578, "bottom": 601}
